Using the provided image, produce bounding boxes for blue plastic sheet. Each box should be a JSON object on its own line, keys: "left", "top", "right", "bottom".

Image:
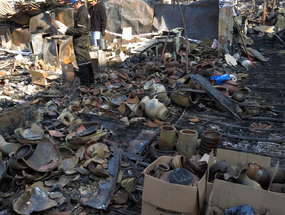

{"left": 211, "top": 74, "right": 230, "bottom": 85}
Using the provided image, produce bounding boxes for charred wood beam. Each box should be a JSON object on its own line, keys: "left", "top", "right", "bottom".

{"left": 220, "top": 132, "right": 285, "bottom": 143}
{"left": 244, "top": 116, "right": 285, "bottom": 122}
{"left": 181, "top": 114, "right": 285, "bottom": 132}
{"left": 190, "top": 74, "right": 243, "bottom": 120}
{"left": 184, "top": 111, "right": 285, "bottom": 123}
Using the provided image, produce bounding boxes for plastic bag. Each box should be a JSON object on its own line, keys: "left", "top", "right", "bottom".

{"left": 225, "top": 204, "right": 255, "bottom": 215}
{"left": 210, "top": 74, "right": 230, "bottom": 85}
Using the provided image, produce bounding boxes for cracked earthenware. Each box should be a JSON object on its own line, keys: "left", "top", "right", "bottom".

{"left": 22, "top": 136, "right": 61, "bottom": 172}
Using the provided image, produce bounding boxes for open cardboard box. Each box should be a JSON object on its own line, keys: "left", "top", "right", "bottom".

{"left": 205, "top": 179, "right": 285, "bottom": 215}
{"left": 205, "top": 148, "right": 272, "bottom": 205}
{"left": 30, "top": 70, "right": 59, "bottom": 86}
{"left": 142, "top": 155, "right": 207, "bottom": 215}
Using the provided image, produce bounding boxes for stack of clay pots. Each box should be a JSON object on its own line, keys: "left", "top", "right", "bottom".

{"left": 199, "top": 131, "right": 222, "bottom": 156}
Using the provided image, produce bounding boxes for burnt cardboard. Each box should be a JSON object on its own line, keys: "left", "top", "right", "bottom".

{"left": 205, "top": 149, "right": 272, "bottom": 204}
{"left": 205, "top": 179, "right": 285, "bottom": 215}
{"left": 61, "top": 63, "right": 74, "bottom": 83}
{"left": 30, "top": 70, "right": 59, "bottom": 86}
{"left": 142, "top": 156, "right": 207, "bottom": 215}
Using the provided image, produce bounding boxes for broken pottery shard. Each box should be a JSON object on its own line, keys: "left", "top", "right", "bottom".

{"left": 30, "top": 187, "right": 58, "bottom": 212}
{"left": 190, "top": 74, "right": 242, "bottom": 120}
{"left": 20, "top": 123, "right": 44, "bottom": 140}
{"left": 85, "top": 147, "right": 122, "bottom": 210}
{"left": 22, "top": 136, "right": 61, "bottom": 172}
{"left": 13, "top": 187, "right": 57, "bottom": 215}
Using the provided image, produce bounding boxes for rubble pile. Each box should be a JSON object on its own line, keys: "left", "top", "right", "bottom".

{"left": 0, "top": 0, "right": 285, "bottom": 214}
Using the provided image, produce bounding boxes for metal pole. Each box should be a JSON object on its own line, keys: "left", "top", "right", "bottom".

{"left": 175, "top": 0, "right": 188, "bottom": 72}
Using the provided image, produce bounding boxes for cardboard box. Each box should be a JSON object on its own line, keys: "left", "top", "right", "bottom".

{"left": 61, "top": 63, "right": 74, "bottom": 83}
{"left": 142, "top": 156, "right": 207, "bottom": 215}
{"left": 205, "top": 149, "right": 272, "bottom": 204}
{"left": 30, "top": 70, "right": 59, "bottom": 86}
{"left": 205, "top": 179, "right": 285, "bottom": 215}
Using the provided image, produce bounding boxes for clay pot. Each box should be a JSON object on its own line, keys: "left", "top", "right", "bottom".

{"left": 209, "top": 160, "right": 229, "bottom": 181}
{"left": 236, "top": 87, "right": 251, "bottom": 98}
{"left": 237, "top": 171, "right": 262, "bottom": 189}
{"left": 214, "top": 85, "right": 229, "bottom": 97}
{"left": 144, "top": 79, "right": 170, "bottom": 105}
{"left": 140, "top": 96, "right": 170, "bottom": 121}
{"left": 170, "top": 91, "right": 200, "bottom": 108}
{"left": 150, "top": 142, "right": 178, "bottom": 160}
{"left": 155, "top": 162, "right": 170, "bottom": 178}
{"left": 171, "top": 155, "right": 183, "bottom": 169}
{"left": 246, "top": 162, "right": 271, "bottom": 189}
{"left": 200, "top": 131, "right": 221, "bottom": 157}
{"left": 148, "top": 168, "right": 158, "bottom": 178}
{"left": 159, "top": 125, "right": 176, "bottom": 151}
{"left": 224, "top": 80, "right": 238, "bottom": 95}
{"left": 14, "top": 144, "right": 33, "bottom": 159}
{"left": 202, "top": 131, "right": 222, "bottom": 142}
{"left": 200, "top": 137, "right": 219, "bottom": 149}
{"left": 199, "top": 143, "right": 215, "bottom": 156}
{"left": 8, "top": 152, "right": 28, "bottom": 171}
{"left": 178, "top": 130, "right": 198, "bottom": 158}
{"left": 232, "top": 91, "right": 246, "bottom": 102}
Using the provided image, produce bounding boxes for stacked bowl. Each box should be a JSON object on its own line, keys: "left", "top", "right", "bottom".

{"left": 199, "top": 131, "right": 222, "bottom": 156}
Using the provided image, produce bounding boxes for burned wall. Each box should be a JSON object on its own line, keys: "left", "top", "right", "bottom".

{"left": 104, "top": 0, "right": 154, "bottom": 36}
{"left": 104, "top": 0, "right": 219, "bottom": 40}
{"left": 0, "top": 0, "right": 219, "bottom": 66}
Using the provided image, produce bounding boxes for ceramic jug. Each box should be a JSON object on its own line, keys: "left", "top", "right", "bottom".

{"left": 159, "top": 125, "right": 176, "bottom": 151}
{"left": 178, "top": 130, "right": 198, "bottom": 158}
{"left": 144, "top": 79, "right": 170, "bottom": 105}
{"left": 140, "top": 96, "right": 170, "bottom": 121}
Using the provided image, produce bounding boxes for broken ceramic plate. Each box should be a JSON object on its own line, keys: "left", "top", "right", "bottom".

{"left": 13, "top": 187, "right": 57, "bottom": 215}
{"left": 77, "top": 126, "right": 98, "bottom": 137}
{"left": 14, "top": 144, "right": 33, "bottom": 159}
{"left": 85, "top": 142, "right": 110, "bottom": 159}
{"left": 0, "top": 135, "right": 21, "bottom": 155}
{"left": 22, "top": 136, "right": 61, "bottom": 172}
{"left": 88, "top": 162, "right": 109, "bottom": 178}
{"left": 14, "top": 128, "right": 39, "bottom": 145}
{"left": 110, "top": 93, "right": 127, "bottom": 107}
{"left": 58, "top": 146, "right": 79, "bottom": 172}
{"left": 20, "top": 123, "right": 44, "bottom": 140}
{"left": 66, "top": 126, "right": 108, "bottom": 145}
{"left": 67, "top": 121, "right": 100, "bottom": 134}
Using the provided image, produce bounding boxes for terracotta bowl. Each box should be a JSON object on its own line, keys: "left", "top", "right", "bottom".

{"left": 202, "top": 131, "right": 222, "bottom": 142}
